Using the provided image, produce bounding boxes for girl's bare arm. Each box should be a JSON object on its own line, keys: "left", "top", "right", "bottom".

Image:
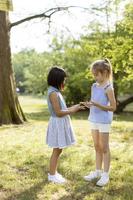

{"left": 50, "top": 92, "right": 83, "bottom": 117}
{"left": 91, "top": 88, "right": 116, "bottom": 112}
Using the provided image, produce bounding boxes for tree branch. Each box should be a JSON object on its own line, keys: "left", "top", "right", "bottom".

{"left": 10, "top": 6, "right": 90, "bottom": 29}
{"left": 116, "top": 95, "right": 133, "bottom": 113}
{"left": 10, "top": 13, "right": 49, "bottom": 29}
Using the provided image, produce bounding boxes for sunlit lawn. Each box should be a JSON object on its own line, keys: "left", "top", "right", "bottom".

{"left": 0, "top": 95, "right": 133, "bottom": 200}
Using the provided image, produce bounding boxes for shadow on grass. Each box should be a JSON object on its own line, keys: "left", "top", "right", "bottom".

{"left": 4, "top": 154, "right": 49, "bottom": 200}
{"left": 58, "top": 183, "right": 103, "bottom": 200}
{"left": 5, "top": 181, "right": 47, "bottom": 200}
{"left": 3, "top": 151, "right": 133, "bottom": 200}
{"left": 58, "top": 169, "right": 133, "bottom": 200}
{"left": 58, "top": 184, "right": 133, "bottom": 200}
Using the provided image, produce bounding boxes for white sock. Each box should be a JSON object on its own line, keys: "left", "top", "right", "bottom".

{"left": 96, "top": 169, "right": 102, "bottom": 173}
{"left": 48, "top": 173, "right": 56, "bottom": 177}
{"left": 103, "top": 172, "right": 109, "bottom": 177}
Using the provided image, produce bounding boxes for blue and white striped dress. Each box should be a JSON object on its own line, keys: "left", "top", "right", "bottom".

{"left": 46, "top": 86, "right": 76, "bottom": 149}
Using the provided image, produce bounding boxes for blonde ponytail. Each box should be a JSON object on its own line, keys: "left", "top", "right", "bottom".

{"left": 104, "top": 58, "right": 113, "bottom": 83}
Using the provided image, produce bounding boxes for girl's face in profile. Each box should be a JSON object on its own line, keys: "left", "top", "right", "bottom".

{"left": 60, "top": 78, "right": 66, "bottom": 91}
{"left": 92, "top": 69, "right": 105, "bottom": 83}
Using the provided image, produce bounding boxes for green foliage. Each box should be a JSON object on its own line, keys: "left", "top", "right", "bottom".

{"left": 24, "top": 52, "right": 51, "bottom": 94}
{"left": 12, "top": 2, "right": 133, "bottom": 104}
{"left": 13, "top": 50, "right": 52, "bottom": 94}
{"left": 12, "top": 49, "right": 35, "bottom": 92}
{"left": 64, "top": 72, "right": 92, "bottom": 105}
{"left": 117, "top": 3, "right": 133, "bottom": 37}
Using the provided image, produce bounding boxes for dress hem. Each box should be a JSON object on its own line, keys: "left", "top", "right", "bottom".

{"left": 46, "top": 142, "right": 76, "bottom": 149}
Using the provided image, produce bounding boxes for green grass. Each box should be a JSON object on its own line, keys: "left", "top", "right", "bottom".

{"left": 0, "top": 95, "right": 133, "bottom": 200}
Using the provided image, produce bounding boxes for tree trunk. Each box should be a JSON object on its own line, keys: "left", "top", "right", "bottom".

{"left": 0, "top": 11, "right": 26, "bottom": 125}
{"left": 116, "top": 96, "right": 133, "bottom": 113}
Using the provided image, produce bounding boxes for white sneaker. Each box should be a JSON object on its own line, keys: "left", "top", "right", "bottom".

{"left": 96, "top": 172, "right": 109, "bottom": 187}
{"left": 56, "top": 172, "right": 66, "bottom": 182}
{"left": 84, "top": 170, "right": 102, "bottom": 181}
{"left": 48, "top": 173, "right": 66, "bottom": 184}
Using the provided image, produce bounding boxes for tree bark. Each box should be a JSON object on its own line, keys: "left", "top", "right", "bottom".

{"left": 0, "top": 11, "right": 26, "bottom": 125}
{"left": 116, "top": 96, "right": 133, "bottom": 113}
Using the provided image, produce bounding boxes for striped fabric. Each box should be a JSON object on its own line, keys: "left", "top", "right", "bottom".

{"left": 46, "top": 86, "right": 76, "bottom": 148}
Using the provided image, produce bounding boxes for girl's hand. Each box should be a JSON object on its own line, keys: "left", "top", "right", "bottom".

{"left": 90, "top": 101, "right": 99, "bottom": 107}
{"left": 79, "top": 105, "right": 86, "bottom": 110}
{"left": 80, "top": 101, "right": 93, "bottom": 109}
{"left": 80, "top": 101, "right": 86, "bottom": 106}
{"left": 85, "top": 101, "right": 93, "bottom": 108}
{"left": 71, "top": 104, "right": 85, "bottom": 113}
{"left": 90, "top": 88, "right": 116, "bottom": 112}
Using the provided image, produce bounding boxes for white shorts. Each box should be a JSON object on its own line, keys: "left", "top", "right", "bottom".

{"left": 89, "top": 122, "right": 111, "bottom": 133}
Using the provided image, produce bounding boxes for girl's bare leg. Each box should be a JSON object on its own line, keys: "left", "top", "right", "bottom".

{"left": 49, "top": 148, "right": 62, "bottom": 175}
{"left": 92, "top": 130, "right": 103, "bottom": 170}
{"left": 99, "top": 133, "right": 110, "bottom": 172}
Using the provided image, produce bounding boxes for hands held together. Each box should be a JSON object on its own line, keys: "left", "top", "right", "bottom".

{"left": 70, "top": 100, "right": 98, "bottom": 113}
{"left": 80, "top": 101, "right": 97, "bottom": 109}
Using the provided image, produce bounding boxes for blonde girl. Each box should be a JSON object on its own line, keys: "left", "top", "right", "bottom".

{"left": 83, "top": 58, "right": 116, "bottom": 186}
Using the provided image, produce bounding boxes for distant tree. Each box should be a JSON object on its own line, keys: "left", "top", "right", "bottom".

{"left": 46, "top": 3, "right": 133, "bottom": 112}
{"left": 0, "top": 5, "right": 90, "bottom": 125}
